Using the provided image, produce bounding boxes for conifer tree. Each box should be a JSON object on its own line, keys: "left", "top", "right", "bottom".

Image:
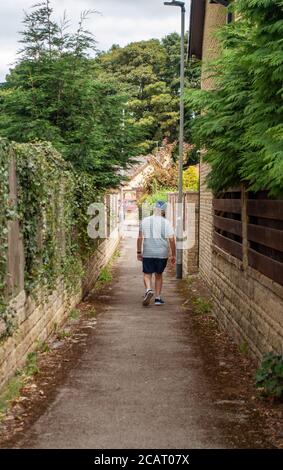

{"left": 185, "top": 0, "right": 283, "bottom": 197}
{"left": 0, "top": 1, "right": 139, "bottom": 188}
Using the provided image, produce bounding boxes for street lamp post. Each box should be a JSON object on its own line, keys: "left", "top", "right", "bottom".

{"left": 164, "top": 0, "right": 185, "bottom": 279}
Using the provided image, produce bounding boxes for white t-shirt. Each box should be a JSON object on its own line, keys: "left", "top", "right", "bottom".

{"left": 141, "top": 215, "right": 174, "bottom": 259}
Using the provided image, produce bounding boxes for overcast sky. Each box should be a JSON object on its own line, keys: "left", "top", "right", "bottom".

{"left": 0, "top": 0, "right": 189, "bottom": 81}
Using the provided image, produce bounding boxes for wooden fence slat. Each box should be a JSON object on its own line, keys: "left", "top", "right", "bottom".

{"left": 247, "top": 200, "right": 283, "bottom": 220}
{"left": 214, "top": 231, "right": 243, "bottom": 260}
{"left": 248, "top": 224, "right": 283, "bottom": 252}
{"left": 213, "top": 199, "right": 242, "bottom": 214}
{"left": 214, "top": 215, "right": 242, "bottom": 236}
{"left": 7, "top": 155, "right": 25, "bottom": 297}
{"left": 248, "top": 249, "right": 283, "bottom": 286}
{"left": 213, "top": 193, "right": 283, "bottom": 285}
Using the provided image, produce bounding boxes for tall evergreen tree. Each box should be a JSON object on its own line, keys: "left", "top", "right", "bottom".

{"left": 185, "top": 0, "right": 283, "bottom": 197}
{"left": 0, "top": 1, "right": 139, "bottom": 188}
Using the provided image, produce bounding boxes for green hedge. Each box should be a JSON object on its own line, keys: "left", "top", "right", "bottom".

{"left": 185, "top": 0, "right": 283, "bottom": 197}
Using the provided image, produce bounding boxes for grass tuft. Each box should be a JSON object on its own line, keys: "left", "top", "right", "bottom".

{"left": 193, "top": 297, "right": 212, "bottom": 315}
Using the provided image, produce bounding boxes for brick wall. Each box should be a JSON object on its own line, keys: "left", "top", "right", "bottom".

{"left": 199, "top": 1, "right": 227, "bottom": 284}
{"left": 201, "top": 1, "right": 227, "bottom": 90}
{"left": 212, "top": 246, "right": 283, "bottom": 359}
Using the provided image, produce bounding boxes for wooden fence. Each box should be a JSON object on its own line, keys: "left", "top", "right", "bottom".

{"left": 213, "top": 188, "right": 242, "bottom": 260}
{"left": 213, "top": 187, "right": 283, "bottom": 286}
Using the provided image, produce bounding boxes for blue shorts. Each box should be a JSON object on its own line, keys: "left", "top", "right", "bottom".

{"left": 143, "top": 258, "right": 168, "bottom": 274}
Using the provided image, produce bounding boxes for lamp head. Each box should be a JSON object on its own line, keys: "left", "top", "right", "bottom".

{"left": 164, "top": 1, "right": 185, "bottom": 10}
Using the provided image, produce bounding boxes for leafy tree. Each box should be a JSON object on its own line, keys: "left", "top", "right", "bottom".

{"left": 142, "top": 158, "right": 178, "bottom": 196}
{"left": 0, "top": 1, "right": 139, "bottom": 189}
{"left": 97, "top": 34, "right": 201, "bottom": 153}
{"left": 185, "top": 0, "right": 283, "bottom": 197}
{"left": 183, "top": 166, "right": 199, "bottom": 191}
{"left": 0, "top": 1, "right": 201, "bottom": 188}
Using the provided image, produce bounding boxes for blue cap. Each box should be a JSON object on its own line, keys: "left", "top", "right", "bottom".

{"left": 155, "top": 200, "right": 167, "bottom": 211}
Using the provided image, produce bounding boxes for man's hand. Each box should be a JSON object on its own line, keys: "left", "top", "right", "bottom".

{"left": 137, "top": 231, "right": 143, "bottom": 262}
{"left": 169, "top": 237, "right": 176, "bottom": 267}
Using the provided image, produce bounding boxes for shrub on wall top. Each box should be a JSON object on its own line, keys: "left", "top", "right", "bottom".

{"left": 185, "top": 0, "right": 283, "bottom": 197}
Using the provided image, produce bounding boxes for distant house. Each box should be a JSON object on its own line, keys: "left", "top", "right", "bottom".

{"left": 116, "top": 142, "right": 175, "bottom": 224}
{"left": 121, "top": 142, "right": 174, "bottom": 200}
{"left": 122, "top": 155, "right": 154, "bottom": 194}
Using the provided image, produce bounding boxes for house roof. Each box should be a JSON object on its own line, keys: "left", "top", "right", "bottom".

{"left": 188, "top": 0, "right": 230, "bottom": 60}
{"left": 123, "top": 156, "right": 151, "bottom": 181}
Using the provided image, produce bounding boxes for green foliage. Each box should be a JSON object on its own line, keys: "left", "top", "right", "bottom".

{"left": 0, "top": 138, "right": 102, "bottom": 337}
{"left": 56, "top": 329, "right": 71, "bottom": 340}
{"left": 183, "top": 166, "right": 199, "bottom": 191}
{"left": 144, "top": 189, "right": 170, "bottom": 208}
{"left": 98, "top": 34, "right": 201, "bottom": 153}
{"left": 0, "top": 141, "right": 10, "bottom": 326}
{"left": 0, "top": 141, "right": 17, "bottom": 337}
{"left": 0, "top": 346, "right": 44, "bottom": 417}
{"left": 94, "top": 249, "right": 119, "bottom": 292}
{"left": 238, "top": 341, "right": 249, "bottom": 355}
{"left": 193, "top": 297, "right": 212, "bottom": 315}
{"left": 0, "top": 376, "right": 24, "bottom": 417}
{"left": 52, "top": 322, "right": 58, "bottom": 333}
{"left": 69, "top": 309, "right": 81, "bottom": 321}
{"left": 0, "top": 1, "right": 138, "bottom": 189}
{"left": 71, "top": 171, "right": 101, "bottom": 260}
{"left": 142, "top": 159, "right": 178, "bottom": 196}
{"left": 138, "top": 152, "right": 179, "bottom": 208}
{"left": 14, "top": 141, "right": 80, "bottom": 293}
{"left": 97, "top": 267, "right": 112, "bottom": 284}
{"left": 25, "top": 352, "right": 39, "bottom": 376}
{"left": 0, "top": 2, "right": 201, "bottom": 188}
{"left": 255, "top": 352, "right": 283, "bottom": 398}
{"left": 0, "top": 347, "right": 44, "bottom": 417}
{"left": 185, "top": 0, "right": 283, "bottom": 197}
{"left": 36, "top": 339, "right": 50, "bottom": 353}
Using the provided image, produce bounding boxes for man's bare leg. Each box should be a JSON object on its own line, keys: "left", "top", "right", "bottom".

{"left": 155, "top": 273, "right": 163, "bottom": 298}
{"left": 143, "top": 273, "right": 154, "bottom": 306}
{"left": 144, "top": 273, "right": 152, "bottom": 291}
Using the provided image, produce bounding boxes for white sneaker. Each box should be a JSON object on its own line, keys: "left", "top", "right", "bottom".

{"left": 142, "top": 289, "right": 154, "bottom": 306}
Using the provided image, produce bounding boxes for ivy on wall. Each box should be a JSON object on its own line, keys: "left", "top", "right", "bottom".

{"left": 15, "top": 142, "right": 73, "bottom": 293}
{"left": 0, "top": 140, "right": 12, "bottom": 335}
{"left": 0, "top": 138, "right": 102, "bottom": 339}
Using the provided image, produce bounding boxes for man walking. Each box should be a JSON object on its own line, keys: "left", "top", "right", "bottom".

{"left": 137, "top": 201, "right": 176, "bottom": 306}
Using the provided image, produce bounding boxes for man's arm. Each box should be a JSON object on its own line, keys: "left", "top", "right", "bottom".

{"left": 169, "top": 236, "right": 176, "bottom": 265}
{"left": 166, "top": 219, "right": 176, "bottom": 265}
{"left": 137, "top": 227, "right": 143, "bottom": 261}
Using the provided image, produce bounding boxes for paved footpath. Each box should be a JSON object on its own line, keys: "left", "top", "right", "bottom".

{"left": 17, "top": 237, "right": 233, "bottom": 449}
